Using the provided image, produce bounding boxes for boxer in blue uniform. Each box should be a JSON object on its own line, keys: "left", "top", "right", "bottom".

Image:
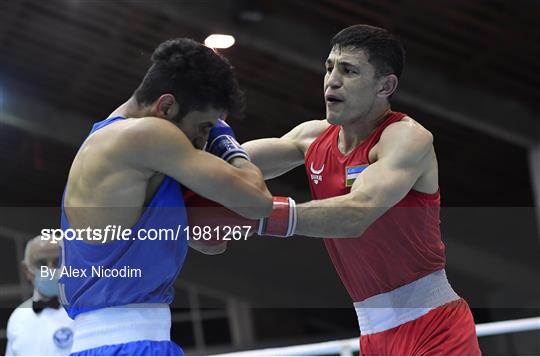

{"left": 59, "top": 38, "right": 275, "bottom": 356}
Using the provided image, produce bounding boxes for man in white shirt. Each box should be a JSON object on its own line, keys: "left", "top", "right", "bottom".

{"left": 5, "top": 235, "right": 74, "bottom": 355}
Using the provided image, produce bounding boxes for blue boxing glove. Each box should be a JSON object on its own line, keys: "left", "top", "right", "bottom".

{"left": 206, "top": 119, "right": 250, "bottom": 163}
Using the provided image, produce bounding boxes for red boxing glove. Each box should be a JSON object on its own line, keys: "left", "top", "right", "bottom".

{"left": 183, "top": 190, "right": 258, "bottom": 245}
{"left": 183, "top": 191, "right": 297, "bottom": 238}
{"left": 258, "top": 196, "right": 297, "bottom": 237}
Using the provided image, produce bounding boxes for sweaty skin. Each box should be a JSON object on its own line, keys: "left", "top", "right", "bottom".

{"left": 65, "top": 97, "right": 272, "bottom": 248}
{"left": 243, "top": 47, "right": 439, "bottom": 238}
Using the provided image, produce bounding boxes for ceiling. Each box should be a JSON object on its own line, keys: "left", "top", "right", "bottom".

{"left": 0, "top": 0, "right": 537, "bottom": 203}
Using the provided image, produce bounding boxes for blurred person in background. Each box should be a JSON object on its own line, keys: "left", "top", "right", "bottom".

{"left": 5, "top": 235, "right": 74, "bottom": 355}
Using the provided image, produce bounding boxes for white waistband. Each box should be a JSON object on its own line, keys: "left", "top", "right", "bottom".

{"left": 354, "top": 270, "right": 459, "bottom": 335}
{"left": 71, "top": 303, "right": 171, "bottom": 353}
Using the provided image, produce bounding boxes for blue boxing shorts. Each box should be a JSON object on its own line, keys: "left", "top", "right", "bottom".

{"left": 69, "top": 304, "right": 182, "bottom": 356}
{"left": 71, "top": 340, "right": 183, "bottom": 356}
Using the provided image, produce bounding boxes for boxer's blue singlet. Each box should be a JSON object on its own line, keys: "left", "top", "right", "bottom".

{"left": 60, "top": 116, "right": 188, "bottom": 355}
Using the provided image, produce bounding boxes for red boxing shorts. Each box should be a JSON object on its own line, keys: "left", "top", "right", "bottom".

{"left": 360, "top": 299, "right": 481, "bottom": 355}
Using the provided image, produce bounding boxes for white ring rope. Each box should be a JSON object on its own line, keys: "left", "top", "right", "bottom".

{"left": 216, "top": 317, "right": 540, "bottom": 356}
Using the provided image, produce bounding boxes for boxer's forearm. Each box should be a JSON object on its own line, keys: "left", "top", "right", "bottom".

{"left": 229, "top": 158, "right": 272, "bottom": 195}
{"left": 294, "top": 193, "right": 387, "bottom": 238}
{"left": 230, "top": 156, "right": 263, "bottom": 172}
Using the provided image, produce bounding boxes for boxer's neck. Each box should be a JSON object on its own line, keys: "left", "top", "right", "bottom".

{"left": 109, "top": 97, "right": 151, "bottom": 119}
{"left": 338, "top": 102, "right": 390, "bottom": 155}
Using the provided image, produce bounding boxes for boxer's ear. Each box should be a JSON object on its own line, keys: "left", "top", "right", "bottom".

{"left": 155, "top": 94, "right": 179, "bottom": 120}
{"left": 376, "top": 74, "right": 398, "bottom": 98}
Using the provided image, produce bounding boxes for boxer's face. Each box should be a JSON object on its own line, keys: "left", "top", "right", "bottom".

{"left": 324, "top": 47, "right": 380, "bottom": 125}
{"left": 177, "top": 108, "right": 223, "bottom": 149}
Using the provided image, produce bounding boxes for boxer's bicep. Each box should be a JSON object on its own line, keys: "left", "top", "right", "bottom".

{"left": 243, "top": 138, "right": 304, "bottom": 179}
{"left": 295, "top": 129, "right": 432, "bottom": 238}
{"left": 295, "top": 150, "right": 427, "bottom": 238}
{"left": 349, "top": 158, "right": 422, "bottom": 211}
{"left": 350, "top": 124, "right": 433, "bottom": 209}
{"left": 297, "top": 161, "right": 423, "bottom": 237}
{"left": 243, "top": 120, "right": 328, "bottom": 179}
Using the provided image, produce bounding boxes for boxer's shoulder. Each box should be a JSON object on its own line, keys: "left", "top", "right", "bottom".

{"left": 377, "top": 116, "right": 434, "bottom": 163}
{"left": 93, "top": 117, "right": 191, "bottom": 161}
{"left": 90, "top": 116, "right": 181, "bottom": 140}
{"left": 116, "top": 116, "right": 184, "bottom": 143}
{"left": 72, "top": 116, "right": 189, "bottom": 186}
{"left": 82, "top": 117, "right": 170, "bottom": 152}
{"left": 394, "top": 115, "right": 431, "bottom": 133}
{"left": 382, "top": 116, "right": 433, "bottom": 146}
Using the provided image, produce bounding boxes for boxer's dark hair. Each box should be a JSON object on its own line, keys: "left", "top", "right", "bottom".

{"left": 331, "top": 24, "right": 405, "bottom": 79}
{"left": 134, "top": 38, "right": 244, "bottom": 121}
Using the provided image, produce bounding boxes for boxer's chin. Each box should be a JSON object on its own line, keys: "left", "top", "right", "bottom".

{"left": 326, "top": 108, "right": 340, "bottom": 124}
{"left": 326, "top": 114, "right": 340, "bottom": 125}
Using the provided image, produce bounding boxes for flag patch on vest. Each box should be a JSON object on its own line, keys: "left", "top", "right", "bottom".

{"left": 345, "top": 164, "right": 368, "bottom": 187}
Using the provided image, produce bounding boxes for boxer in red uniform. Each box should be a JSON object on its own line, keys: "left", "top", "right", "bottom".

{"left": 239, "top": 24, "right": 482, "bottom": 355}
